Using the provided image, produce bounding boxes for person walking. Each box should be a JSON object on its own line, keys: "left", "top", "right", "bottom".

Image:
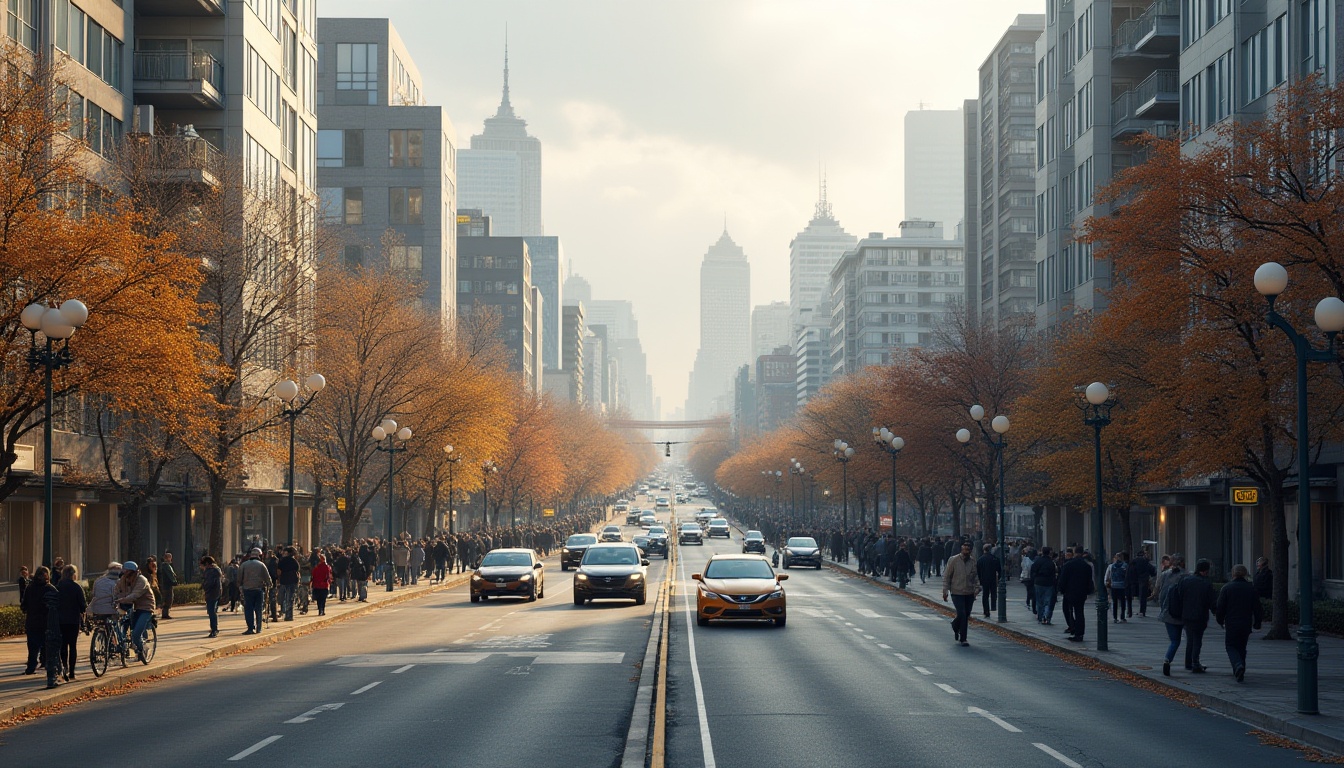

{"left": 1058, "top": 547, "right": 1094, "bottom": 641}
{"left": 409, "top": 542, "right": 425, "bottom": 586}
{"left": 1030, "top": 547, "right": 1058, "bottom": 624}
{"left": 225, "top": 557, "right": 241, "bottom": 612}
{"left": 1019, "top": 546, "right": 1036, "bottom": 613}
{"left": 1104, "top": 552, "right": 1129, "bottom": 623}
{"left": 976, "top": 544, "right": 1000, "bottom": 617}
{"left": 238, "top": 549, "right": 272, "bottom": 634}
{"left": 1177, "top": 559, "right": 1217, "bottom": 673}
{"left": 201, "top": 556, "right": 223, "bottom": 638}
{"left": 159, "top": 553, "right": 178, "bottom": 620}
{"left": 1215, "top": 564, "right": 1264, "bottom": 682}
{"left": 276, "top": 546, "right": 300, "bottom": 621}
{"left": 311, "top": 553, "right": 333, "bottom": 616}
{"left": 56, "top": 565, "right": 86, "bottom": 681}
{"left": 1158, "top": 554, "right": 1186, "bottom": 676}
{"left": 22, "top": 566, "right": 55, "bottom": 677}
{"left": 1253, "top": 557, "right": 1272, "bottom": 600}
{"left": 1130, "top": 549, "right": 1154, "bottom": 617}
{"left": 942, "top": 541, "right": 981, "bottom": 647}
{"left": 350, "top": 554, "right": 370, "bottom": 602}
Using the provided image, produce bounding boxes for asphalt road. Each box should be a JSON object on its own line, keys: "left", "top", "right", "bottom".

{"left": 0, "top": 507, "right": 673, "bottom": 768}
{"left": 664, "top": 517, "right": 1308, "bottom": 768}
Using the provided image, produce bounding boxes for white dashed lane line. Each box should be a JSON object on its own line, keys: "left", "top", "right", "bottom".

{"left": 229, "top": 735, "right": 283, "bottom": 761}
{"left": 894, "top": 653, "right": 911, "bottom": 661}
{"left": 935, "top": 684, "right": 961, "bottom": 695}
{"left": 968, "top": 707, "right": 1021, "bottom": 733}
{"left": 913, "top": 666, "right": 933, "bottom": 675}
{"left": 391, "top": 664, "right": 415, "bottom": 673}
{"left": 877, "top": 643, "right": 891, "bottom": 649}
{"left": 284, "top": 703, "right": 344, "bottom": 724}
{"left": 351, "top": 682, "right": 381, "bottom": 695}
{"left": 1034, "top": 743, "right": 1083, "bottom": 767}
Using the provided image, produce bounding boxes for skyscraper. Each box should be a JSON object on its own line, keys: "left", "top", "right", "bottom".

{"left": 903, "top": 109, "right": 965, "bottom": 238}
{"left": 751, "top": 302, "right": 792, "bottom": 361}
{"left": 523, "top": 236, "right": 564, "bottom": 370}
{"left": 686, "top": 228, "right": 751, "bottom": 418}
{"left": 788, "top": 178, "right": 857, "bottom": 329}
{"left": 457, "top": 44, "right": 542, "bottom": 236}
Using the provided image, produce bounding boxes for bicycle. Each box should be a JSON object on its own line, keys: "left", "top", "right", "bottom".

{"left": 88, "top": 610, "right": 158, "bottom": 677}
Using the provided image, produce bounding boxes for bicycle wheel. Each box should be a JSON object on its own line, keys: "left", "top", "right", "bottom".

{"left": 89, "top": 629, "right": 109, "bottom": 678}
{"left": 140, "top": 625, "right": 157, "bottom": 664}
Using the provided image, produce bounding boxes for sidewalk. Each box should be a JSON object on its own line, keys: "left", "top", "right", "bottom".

{"left": 830, "top": 558, "right": 1344, "bottom": 756}
{"left": 0, "top": 510, "right": 620, "bottom": 726}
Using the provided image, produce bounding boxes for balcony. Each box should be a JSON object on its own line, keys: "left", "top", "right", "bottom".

{"left": 135, "top": 0, "right": 225, "bottom": 16}
{"left": 1113, "top": 0, "right": 1180, "bottom": 58}
{"left": 1110, "top": 70, "right": 1178, "bottom": 137}
{"left": 134, "top": 51, "right": 224, "bottom": 110}
{"left": 135, "top": 134, "right": 222, "bottom": 188}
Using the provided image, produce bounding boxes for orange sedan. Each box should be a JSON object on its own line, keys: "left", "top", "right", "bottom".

{"left": 692, "top": 554, "right": 788, "bottom": 627}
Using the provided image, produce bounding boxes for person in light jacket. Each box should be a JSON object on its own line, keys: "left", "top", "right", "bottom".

{"left": 941, "top": 541, "right": 980, "bottom": 647}
{"left": 113, "top": 561, "right": 156, "bottom": 662}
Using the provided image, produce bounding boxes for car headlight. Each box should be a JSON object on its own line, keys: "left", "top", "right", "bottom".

{"left": 518, "top": 573, "right": 532, "bottom": 581}
{"left": 700, "top": 589, "right": 721, "bottom": 600}
{"left": 630, "top": 573, "right": 643, "bottom": 580}
{"left": 471, "top": 573, "right": 482, "bottom": 581}
{"left": 575, "top": 573, "right": 588, "bottom": 581}
{"left": 562, "top": 548, "right": 570, "bottom": 553}
{"left": 768, "top": 589, "right": 785, "bottom": 599}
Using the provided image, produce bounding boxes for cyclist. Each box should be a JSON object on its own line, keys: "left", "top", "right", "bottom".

{"left": 113, "top": 561, "right": 156, "bottom": 662}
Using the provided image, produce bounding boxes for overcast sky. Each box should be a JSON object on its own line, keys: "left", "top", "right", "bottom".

{"left": 321, "top": 0, "right": 1036, "bottom": 415}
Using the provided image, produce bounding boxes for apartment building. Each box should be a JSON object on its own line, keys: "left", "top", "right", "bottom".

{"left": 457, "top": 236, "right": 543, "bottom": 392}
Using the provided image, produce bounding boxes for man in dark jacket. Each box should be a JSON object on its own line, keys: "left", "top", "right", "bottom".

{"left": 159, "top": 553, "right": 178, "bottom": 619}
{"left": 1057, "top": 547, "right": 1095, "bottom": 641}
{"left": 1253, "top": 557, "right": 1273, "bottom": 600}
{"left": 22, "top": 566, "right": 54, "bottom": 676}
{"left": 1130, "top": 550, "right": 1154, "bottom": 617}
{"left": 1030, "top": 547, "right": 1058, "bottom": 624}
{"left": 976, "top": 544, "right": 1001, "bottom": 617}
{"left": 1216, "top": 563, "right": 1264, "bottom": 682}
{"left": 1178, "top": 559, "right": 1218, "bottom": 672}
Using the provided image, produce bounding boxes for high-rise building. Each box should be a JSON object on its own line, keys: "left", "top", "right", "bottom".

{"left": 457, "top": 46, "right": 542, "bottom": 236}
{"left": 966, "top": 15, "right": 1045, "bottom": 329}
{"left": 755, "top": 347, "right": 797, "bottom": 433}
{"left": 788, "top": 179, "right": 857, "bottom": 328}
{"left": 457, "top": 236, "right": 542, "bottom": 392}
{"left": 828, "top": 223, "right": 966, "bottom": 375}
{"left": 563, "top": 273, "right": 656, "bottom": 419}
{"left": 523, "top": 236, "right": 564, "bottom": 370}
{"left": 751, "top": 301, "right": 792, "bottom": 361}
{"left": 794, "top": 306, "right": 832, "bottom": 407}
{"left": 686, "top": 228, "right": 751, "bottom": 418}
{"left": 904, "top": 109, "right": 965, "bottom": 238}
{"left": 316, "top": 18, "right": 457, "bottom": 322}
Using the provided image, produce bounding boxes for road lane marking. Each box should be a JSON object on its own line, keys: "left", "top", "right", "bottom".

{"left": 844, "top": 622, "right": 855, "bottom": 626}
{"left": 679, "top": 546, "right": 717, "bottom": 768}
{"left": 1034, "top": 744, "right": 1083, "bottom": 767}
{"left": 285, "top": 703, "right": 344, "bottom": 724}
{"left": 935, "top": 684, "right": 961, "bottom": 695}
{"left": 901, "top": 612, "right": 937, "bottom": 620}
{"left": 351, "top": 682, "right": 381, "bottom": 695}
{"left": 914, "top": 666, "right": 933, "bottom": 675}
{"left": 852, "top": 627, "right": 864, "bottom": 633}
{"left": 863, "top": 635, "right": 876, "bottom": 640}
{"left": 391, "top": 664, "right": 415, "bottom": 674}
{"left": 229, "top": 736, "right": 282, "bottom": 761}
{"left": 216, "top": 655, "right": 280, "bottom": 669}
{"left": 877, "top": 644, "right": 891, "bottom": 649}
{"left": 856, "top": 608, "right": 881, "bottom": 618}
{"left": 968, "top": 707, "right": 1021, "bottom": 733}
{"left": 895, "top": 653, "right": 911, "bottom": 661}
{"left": 328, "top": 652, "right": 624, "bottom": 666}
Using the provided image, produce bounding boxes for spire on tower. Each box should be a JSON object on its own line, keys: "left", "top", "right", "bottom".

{"left": 813, "top": 166, "right": 834, "bottom": 222}
{"left": 496, "top": 27, "right": 515, "bottom": 118}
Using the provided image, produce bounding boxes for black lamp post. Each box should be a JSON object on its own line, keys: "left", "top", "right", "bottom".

{"left": 181, "top": 473, "right": 195, "bottom": 582}
{"left": 833, "top": 439, "right": 853, "bottom": 561}
{"left": 277, "top": 373, "right": 325, "bottom": 546}
{"left": 1254, "top": 261, "right": 1344, "bottom": 714}
{"left": 1074, "top": 383, "right": 1117, "bottom": 651}
{"left": 373, "top": 418, "right": 412, "bottom": 592}
{"left": 481, "top": 460, "right": 498, "bottom": 528}
{"left": 957, "top": 404, "right": 1010, "bottom": 623}
{"left": 873, "top": 427, "right": 904, "bottom": 534}
{"left": 19, "top": 300, "right": 88, "bottom": 569}
{"left": 789, "top": 459, "right": 804, "bottom": 528}
{"left": 443, "top": 445, "right": 462, "bottom": 534}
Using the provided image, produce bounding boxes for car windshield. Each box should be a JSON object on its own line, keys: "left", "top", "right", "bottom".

{"left": 480, "top": 552, "right": 532, "bottom": 567}
{"left": 787, "top": 537, "right": 818, "bottom": 549}
{"left": 603, "top": 526, "right": 620, "bottom": 532}
{"left": 745, "top": 531, "right": 763, "bottom": 540}
{"left": 567, "top": 535, "right": 596, "bottom": 546}
{"left": 649, "top": 527, "right": 666, "bottom": 534}
{"left": 704, "top": 559, "right": 775, "bottom": 579}
{"left": 709, "top": 519, "right": 727, "bottom": 527}
{"left": 583, "top": 547, "right": 640, "bottom": 566}
{"left": 681, "top": 524, "right": 699, "bottom": 531}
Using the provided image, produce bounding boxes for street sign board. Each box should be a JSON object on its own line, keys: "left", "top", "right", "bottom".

{"left": 337, "top": 497, "right": 347, "bottom": 510}
{"left": 543, "top": 508, "right": 555, "bottom": 517}
{"left": 879, "top": 515, "right": 892, "bottom": 530}
{"left": 1230, "top": 487, "right": 1259, "bottom": 506}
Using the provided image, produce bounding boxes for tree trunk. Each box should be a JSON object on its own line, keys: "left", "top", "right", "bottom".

{"left": 951, "top": 498, "right": 963, "bottom": 539}
{"left": 208, "top": 473, "right": 226, "bottom": 559}
{"left": 425, "top": 478, "right": 440, "bottom": 538}
{"left": 119, "top": 496, "right": 146, "bottom": 560}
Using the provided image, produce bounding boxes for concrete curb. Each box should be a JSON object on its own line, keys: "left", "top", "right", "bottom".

{"left": 826, "top": 561, "right": 1344, "bottom": 757}
{"left": 0, "top": 571, "right": 474, "bottom": 726}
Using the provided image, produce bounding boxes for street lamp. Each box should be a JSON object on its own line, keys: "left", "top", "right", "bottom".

{"left": 789, "top": 459, "right": 805, "bottom": 526}
{"left": 481, "top": 460, "right": 499, "bottom": 528}
{"left": 1254, "top": 261, "right": 1344, "bottom": 714}
{"left": 833, "top": 439, "right": 854, "bottom": 561}
{"left": 443, "top": 445, "right": 462, "bottom": 534}
{"left": 1074, "top": 381, "right": 1117, "bottom": 652}
{"left": 277, "top": 373, "right": 326, "bottom": 546}
{"left": 372, "top": 418, "right": 412, "bottom": 592}
{"left": 872, "top": 427, "right": 905, "bottom": 533}
{"left": 19, "top": 299, "right": 88, "bottom": 568}
{"left": 957, "top": 405, "right": 1010, "bottom": 623}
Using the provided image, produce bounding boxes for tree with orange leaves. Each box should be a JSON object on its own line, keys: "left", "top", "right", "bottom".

{"left": 489, "top": 390, "right": 564, "bottom": 531}
{"left": 1081, "top": 78, "right": 1344, "bottom": 639}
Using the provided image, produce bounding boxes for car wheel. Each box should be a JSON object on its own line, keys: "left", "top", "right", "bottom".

{"left": 696, "top": 615, "right": 709, "bottom": 627}
{"left": 528, "top": 584, "right": 537, "bottom": 602}
{"left": 774, "top": 616, "right": 787, "bottom": 628}
{"left": 561, "top": 564, "right": 568, "bottom": 572}
{"left": 470, "top": 592, "right": 480, "bottom": 603}
{"left": 573, "top": 593, "right": 585, "bottom": 606}
{"left": 538, "top": 582, "right": 545, "bottom": 599}
{"left": 635, "top": 589, "right": 646, "bottom": 606}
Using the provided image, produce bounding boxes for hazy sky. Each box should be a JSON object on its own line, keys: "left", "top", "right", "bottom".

{"left": 321, "top": 0, "right": 1036, "bottom": 415}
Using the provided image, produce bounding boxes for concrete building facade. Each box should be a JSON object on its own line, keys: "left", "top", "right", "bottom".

{"left": 904, "top": 109, "right": 965, "bottom": 239}
{"left": 686, "top": 229, "right": 751, "bottom": 418}
{"left": 788, "top": 181, "right": 858, "bottom": 329}
{"left": 457, "top": 236, "right": 542, "bottom": 392}
{"left": 751, "top": 301, "right": 792, "bottom": 362}
{"left": 523, "top": 236, "right": 564, "bottom": 371}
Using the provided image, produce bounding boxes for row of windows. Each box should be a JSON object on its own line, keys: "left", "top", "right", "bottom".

{"left": 54, "top": 1, "right": 124, "bottom": 92}
{"left": 245, "top": 44, "right": 282, "bottom": 126}
{"left": 245, "top": 133, "right": 281, "bottom": 190}
{"left": 65, "top": 89, "right": 122, "bottom": 157}
{"left": 247, "top": 0, "right": 283, "bottom": 43}
{"left": 459, "top": 255, "right": 522, "bottom": 270}
{"left": 1038, "top": 241, "right": 1095, "bottom": 304}
{"left": 1181, "top": 51, "right": 1233, "bottom": 136}
{"left": 336, "top": 42, "right": 377, "bottom": 94}
{"left": 318, "top": 186, "right": 424, "bottom": 225}
{"left": 1244, "top": 15, "right": 1289, "bottom": 105}
{"left": 458, "top": 281, "right": 521, "bottom": 295}
{"left": 1182, "top": 0, "right": 1232, "bottom": 48}
{"left": 859, "top": 248, "right": 964, "bottom": 266}
{"left": 6, "top": 0, "right": 36, "bottom": 51}
{"left": 1058, "top": 6, "right": 1093, "bottom": 75}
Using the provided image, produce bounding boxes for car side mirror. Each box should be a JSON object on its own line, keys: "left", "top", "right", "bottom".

{"left": 691, "top": 573, "right": 702, "bottom": 581}
{"left": 641, "top": 559, "right": 650, "bottom": 566}
{"left": 777, "top": 573, "right": 789, "bottom": 581}
{"left": 533, "top": 562, "right": 543, "bottom": 569}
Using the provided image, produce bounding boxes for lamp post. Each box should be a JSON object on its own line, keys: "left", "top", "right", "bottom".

{"left": 1074, "top": 382, "right": 1117, "bottom": 652}
{"left": 181, "top": 473, "right": 195, "bottom": 582}
{"left": 1254, "top": 261, "right": 1344, "bottom": 714}
{"left": 957, "top": 404, "right": 1010, "bottom": 623}
{"left": 443, "top": 445, "right": 462, "bottom": 534}
{"left": 19, "top": 299, "right": 89, "bottom": 569}
{"left": 373, "top": 418, "right": 412, "bottom": 592}
{"left": 833, "top": 439, "right": 854, "bottom": 561}
{"left": 790, "top": 459, "right": 804, "bottom": 527}
{"left": 873, "top": 427, "right": 905, "bottom": 533}
{"left": 277, "top": 373, "right": 326, "bottom": 546}
{"left": 481, "top": 460, "right": 499, "bottom": 528}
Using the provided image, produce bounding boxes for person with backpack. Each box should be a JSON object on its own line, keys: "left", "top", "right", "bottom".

{"left": 1130, "top": 549, "right": 1154, "bottom": 617}
{"left": 1105, "top": 552, "right": 1129, "bottom": 623}
{"left": 1158, "top": 554, "right": 1186, "bottom": 676}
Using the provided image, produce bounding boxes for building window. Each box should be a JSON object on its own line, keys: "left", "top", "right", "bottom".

{"left": 1302, "top": 0, "right": 1330, "bottom": 75}
{"left": 343, "top": 187, "right": 362, "bottom": 225}
{"left": 388, "top": 187, "right": 423, "bottom": 225}
{"left": 389, "top": 245, "right": 423, "bottom": 275}
{"left": 336, "top": 42, "right": 378, "bottom": 102}
{"left": 317, "top": 129, "right": 363, "bottom": 167}
{"left": 6, "top": 0, "right": 37, "bottom": 51}
{"left": 389, "top": 129, "right": 423, "bottom": 168}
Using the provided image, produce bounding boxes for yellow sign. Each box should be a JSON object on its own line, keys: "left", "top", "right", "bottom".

{"left": 542, "top": 508, "right": 555, "bottom": 517}
{"left": 456, "top": 215, "right": 471, "bottom": 224}
{"left": 337, "top": 497, "right": 347, "bottom": 511}
{"left": 1231, "top": 487, "right": 1259, "bottom": 506}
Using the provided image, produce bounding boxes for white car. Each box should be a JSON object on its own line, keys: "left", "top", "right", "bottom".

{"left": 639, "top": 512, "right": 657, "bottom": 528}
{"left": 600, "top": 525, "right": 624, "bottom": 542}
{"left": 706, "top": 518, "right": 731, "bottom": 538}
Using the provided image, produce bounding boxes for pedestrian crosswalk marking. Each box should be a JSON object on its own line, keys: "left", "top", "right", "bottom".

{"left": 329, "top": 652, "right": 624, "bottom": 666}
{"left": 855, "top": 608, "right": 882, "bottom": 618}
{"left": 455, "top": 633, "right": 553, "bottom": 648}
{"left": 216, "top": 655, "right": 280, "bottom": 670}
